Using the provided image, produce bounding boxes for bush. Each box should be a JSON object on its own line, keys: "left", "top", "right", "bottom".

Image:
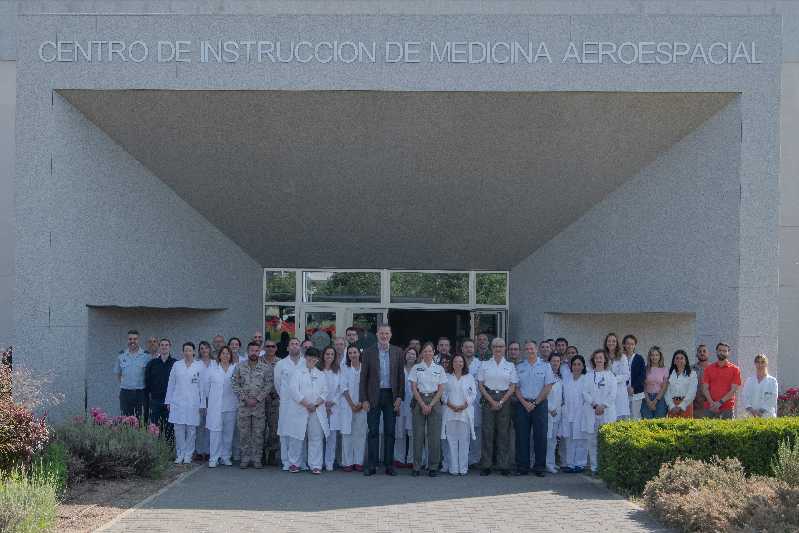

{"left": 30, "top": 442, "right": 69, "bottom": 496}
{"left": 56, "top": 415, "right": 172, "bottom": 479}
{"left": 772, "top": 437, "right": 799, "bottom": 487}
{"left": 643, "top": 457, "right": 799, "bottom": 533}
{"left": 0, "top": 401, "right": 49, "bottom": 472}
{"left": 598, "top": 417, "right": 799, "bottom": 494}
{"left": 0, "top": 468, "right": 59, "bottom": 533}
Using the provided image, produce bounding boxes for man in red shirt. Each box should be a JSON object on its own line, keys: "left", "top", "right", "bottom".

{"left": 701, "top": 342, "right": 742, "bottom": 419}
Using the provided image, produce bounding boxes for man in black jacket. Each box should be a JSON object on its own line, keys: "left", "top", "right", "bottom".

{"left": 144, "top": 338, "right": 176, "bottom": 441}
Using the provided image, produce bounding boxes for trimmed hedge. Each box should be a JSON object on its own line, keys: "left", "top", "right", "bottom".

{"left": 598, "top": 417, "right": 799, "bottom": 494}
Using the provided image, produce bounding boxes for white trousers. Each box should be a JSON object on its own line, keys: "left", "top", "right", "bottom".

{"left": 586, "top": 432, "right": 599, "bottom": 473}
{"left": 630, "top": 398, "right": 643, "bottom": 420}
{"left": 469, "top": 425, "right": 481, "bottom": 465}
{"left": 563, "top": 436, "right": 587, "bottom": 468}
{"left": 195, "top": 411, "right": 210, "bottom": 454}
{"left": 288, "top": 415, "right": 324, "bottom": 470}
{"left": 445, "top": 420, "right": 470, "bottom": 474}
{"left": 324, "top": 430, "right": 338, "bottom": 470}
{"left": 280, "top": 435, "right": 291, "bottom": 469}
{"left": 342, "top": 411, "right": 368, "bottom": 467}
{"left": 441, "top": 438, "right": 450, "bottom": 471}
{"left": 546, "top": 437, "right": 559, "bottom": 470}
{"left": 209, "top": 411, "right": 237, "bottom": 463}
{"left": 174, "top": 424, "right": 197, "bottom": 461}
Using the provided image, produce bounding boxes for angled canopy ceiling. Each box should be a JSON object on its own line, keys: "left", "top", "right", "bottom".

{"left": 60, "top": 89, "right": 734, "bottom": 270}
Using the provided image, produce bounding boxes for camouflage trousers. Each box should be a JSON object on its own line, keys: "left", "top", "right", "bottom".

{"left": 264, "top": 397, "right": 281, "bottom": 466}
{"left": 238, "top": 407, "right": 267, "bottom": 466}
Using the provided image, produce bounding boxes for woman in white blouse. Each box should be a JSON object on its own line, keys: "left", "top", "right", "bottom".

{"left": 394, "top": 347, "right": 418, "bottom": 468}
{"left": 583, "top": 349, "right": 617, "bottom": 475}
{"left": 203, "top": 346, "right": 238, "bottom": 467}
{"left": 320, "top": 346, "right": 343, "bottom": 471}
{"left": 605, "top": 333, "right": 631, "bottom": 420}
{"left": 743, "top": 353, "right": 779, "bottom": 418}
{"left": 546, "top": 353, "right": 564, "bottom": 474}
{"left": 165, "top": 341, "right": 204, "bottom": 464}
{"left": 665, "top": 349, "right": 698, "bottom": 418}
{"left": 442, "top": 353, "right": 477, "bottom": 476}
{"left": 341, "top": 345, "right": 367, "bottom": 471}
{"left": 559, "top": 355, "right": 588, "bottom": 473}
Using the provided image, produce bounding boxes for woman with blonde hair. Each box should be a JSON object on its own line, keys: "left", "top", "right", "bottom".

{"left": 605, "top": 333, "right": 630, "bottom": 420}
{"left": 640, "top": 346, "right": 668, "bottom": 419}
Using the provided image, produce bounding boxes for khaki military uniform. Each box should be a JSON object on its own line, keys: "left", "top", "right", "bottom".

{"left": 261, "top": 356, "right": 281, "bottom": 466}
{"left": 232, "top": 361, "right": 273, "bottom": 467}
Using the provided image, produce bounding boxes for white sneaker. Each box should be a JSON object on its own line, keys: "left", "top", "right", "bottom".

{"left": 222, "top": 459, "right": 233, "bottom": 466}
{"left": 547, "top": 466, "right": 558, "bottom": 474}
{"left": 174, "top": 457, "right": 183, "bottom": 464}
{"left": 183, "top": 456, "right": 193, "bottom": 464}
{"left": 282, "top": 465, "right": 289, "bottom": 471}
{"left": 208, "top": 460, "right": 217, "bottom": 468}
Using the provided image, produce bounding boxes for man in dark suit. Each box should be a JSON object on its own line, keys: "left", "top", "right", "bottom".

{"left": 359, "top": 323, "right": 405, "bottom": 476}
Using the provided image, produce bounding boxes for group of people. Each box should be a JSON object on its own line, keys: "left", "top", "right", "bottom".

{"left": 113, "top": 326, "right": 780, "bottom": 477}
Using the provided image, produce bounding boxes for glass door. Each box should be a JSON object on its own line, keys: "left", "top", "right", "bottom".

{"left": 346, "top": 308, "right": 387, "bottom": 351}
{"left": 303, "top": 308, "right": 339, "bottom": 350}
{"left": 471, "top": 310, "right": 506, "bottom": 342}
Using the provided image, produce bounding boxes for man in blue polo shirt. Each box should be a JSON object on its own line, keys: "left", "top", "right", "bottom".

{"left": 514, "top": 340, "right": 556, "bottom": 477}
{"left": 113, "top": 329, "right": 149, "bottom": 417}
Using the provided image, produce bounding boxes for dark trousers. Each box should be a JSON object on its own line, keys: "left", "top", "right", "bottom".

{"left": 367, "top": 388, "right": 396, "bottom": 469}
{"left": 148, "top": 398, "right": 174, "bottom": 442}
{"left": 119, "top": 388, "right": 146, "bottom": 418}
{"left": 515, "top": 398, "right": 548, "bottom": 473}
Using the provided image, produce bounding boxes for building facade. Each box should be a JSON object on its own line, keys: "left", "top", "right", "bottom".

{"left": 0, "top": 1, "right": 795, "bottom": 419}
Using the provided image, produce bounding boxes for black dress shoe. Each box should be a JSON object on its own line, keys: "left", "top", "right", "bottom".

{"left": 480, "top": 469, "right": 491, "bottom": 476}
{"left": 429, "top": 469, "right": 438, "bottom": 477}
{"left": 514, "top": 470, "right": 528, "bottom": 476}
{"left": 534, "top": 471, "right": 546, "bottom": 478}
{"left": 501, "top": 470, "right": 511, "bottom": 476}
{"left": 364, "top": 468, "right": 376, "bottom": 476}
{"left": 385, "top": 467, "right": 397, "bottom": 476}
{"left": 411, "top": 470, "right": 420, "bottom": 477}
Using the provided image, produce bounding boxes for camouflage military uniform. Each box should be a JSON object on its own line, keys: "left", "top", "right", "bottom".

{"left": 261, "top": 356, "right": 281, "bottom": 466}
{"left": 231, "top": 360, "right": 273, "bottom": 468}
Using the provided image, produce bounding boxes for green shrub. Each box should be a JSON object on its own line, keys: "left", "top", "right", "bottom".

{"left": 30, "top": 442, "right": 69, "bottom": 496}
{"left": 55, "top": 418, "right": 172, "bottom": 479}
{"left": 772, "top": 437, "right": 799, "bottom": 487}
{"left": 0, "top": 468, "right": 59, "bottom": 533}
{"left": 598, "top": 417, "right": 799, "bottom": 494}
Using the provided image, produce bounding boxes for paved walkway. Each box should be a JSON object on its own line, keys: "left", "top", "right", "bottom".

{"left": 100, "top": 466, "right": 669, "bottom": 532}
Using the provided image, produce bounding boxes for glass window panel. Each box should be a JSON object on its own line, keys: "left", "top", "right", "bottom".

{"left": 264, "top": 270, "right": 296, "bottom": 302}
{"left": 476, "top": 272, "right": 508, "bottom": 305}
{"left": 304, "top": 271, "right": 381, "bottom": 303}
{"left": 351, "top": 312, "right": 384, "bottom": 351}
{"left": 264, "top": 305, "right": 295, "bottom": 357}
{"left": 390, "top": 272, "right": 468, "bottom": 304}
{"left": 305, "top": 312, "right": 337, "bottom": 349}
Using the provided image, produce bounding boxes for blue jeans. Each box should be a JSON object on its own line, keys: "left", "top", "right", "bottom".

{"left": 640, "top": 393, "right": 667, "bottom": 418}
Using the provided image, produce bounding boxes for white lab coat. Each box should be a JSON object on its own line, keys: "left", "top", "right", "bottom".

{"left": 441, "top": 373, "right": 477, "bottom": 440}
{"left": 547, "top": 378, "right": 563, "bottom": 439}
{"left": 203, "top": 363, "right": 238, "bottom": 432}
{"left": 339, "top": 364, "right": 363, "bottom": 435}
{"left": 742, "top": 375, "right": 779, "bottom": 418}
{"left": 165, "top": 359, "right": 204, "bottom": 426}
{"left": 611, "top": 356, "right": 631, "bottom": 418}
{"left": 323, "top": 369, "right": 344, "bottom": 431}
{"left": 399, "top": 367, "right": 414, "bottom": 432}
{"left": 664, "top": 370, "right": 698, "bottom": 412}
{"left": 275, "top": 355, "right": 305, "bottom": 436}
{"left": 582, "top": 370, "right": 617, "bottom": 433}
{"left": 559, "top": 375, "right": 587, "bottom": 438}
{"left": 282, "top": 365, "right": 329, "bottom": 441}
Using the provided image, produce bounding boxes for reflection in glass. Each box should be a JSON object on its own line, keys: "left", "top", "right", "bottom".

{"left": 265, "top": 305, "right": 295, "bottom": 357}
{"left": 304, "top": 272, "right": 380, "bottom": 303}
{"left": 476, "top": 272, "right": 508, "bottom": 305}
{"left": 305, "top": 312, "right": 337, "bottom": 350}
{"left": 352, "top": 312, "right": 384, "bottom": 351}
{"left": 390, "top": 272, "right": 468, "bottom": 304}
{"left": 264, "top": 271, "right": 296, "bottom": 302}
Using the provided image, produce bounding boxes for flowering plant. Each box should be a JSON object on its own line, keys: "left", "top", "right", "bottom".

{"left": 778, "top": 387, "right": 799, "bottom": 417}
{"left": 84, "top": 407, "right": 159, "bottom": 436}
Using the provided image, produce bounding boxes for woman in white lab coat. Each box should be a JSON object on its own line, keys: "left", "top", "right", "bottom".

{"left": 546, "top": 353, "right": 564, "bottom": 474}
{"left": 203, "top": 345, "right": 238, "bottom": 468}
{"left": 341, "top": 345, "right": 367, "bottom": 471}
{"left": 606, "top": 333, "right": 630, "bottom": 420}
{"left": 286, "top": 347, "right": 329, "bottom": 474}
{"left": 394, "top": 347, "right": 418, "bottom": 468}
{"left": 165, "top": 341, "right": 204, "bottom": 464}
{"left": 195, "top": 341, "right": 216, "bottom": 460}
{"left": 743, "top": 353, "right": 779, "bottom": 418}
{"left": 320, "top": 346, "right": 343, "bottom": 471}
{"left": 665, "top": 350, "right": 698, "bottom": 418}
{"left": 441, "top": 353, "right": 477, "bottom": 475}
{"left": 559, "top": 354, "right": 588, "bottom": 473}
{"left": 582, "top": 349, "right": 617, "bottom": 474}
